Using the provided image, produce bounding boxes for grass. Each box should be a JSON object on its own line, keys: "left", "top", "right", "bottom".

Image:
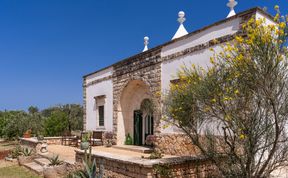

{"left": 0, "top": 165, "right": 41, "bottom": 178}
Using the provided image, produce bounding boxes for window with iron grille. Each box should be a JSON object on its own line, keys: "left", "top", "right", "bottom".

{"left": 98, "top": 105, "right": 104, "bottom": 126}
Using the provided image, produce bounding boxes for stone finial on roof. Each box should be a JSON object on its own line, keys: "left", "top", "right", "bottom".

{"left": 227, "top": 0, "right": 238, "bottom": 18}
{"left": 143, "top": 36, "right": 149, "bottom": 52}
{"left": 172, "top": 11, "right": 189, "bottom": 40}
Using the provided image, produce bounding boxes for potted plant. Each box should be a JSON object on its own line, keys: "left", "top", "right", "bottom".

{"left": 23, "top": 129, "right": 32, "bottom": 138}
{"left": 145, "top": 135, "right": 157, "bottom": 148}
{"left": 80, "top": 133, "right": 90, "bottom": 150}
{"left": 37, "top": 135, "right": 44, "bottom": 141}
{"left": 104, "top": 132, "right": 113, "bottom": 147}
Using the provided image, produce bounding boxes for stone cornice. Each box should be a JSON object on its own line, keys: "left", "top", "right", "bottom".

{"left": 161, "top": 33, "right": 239, "bottom": 62}
{"left": 84, "top": 75, "right": 113, "bottom": 87}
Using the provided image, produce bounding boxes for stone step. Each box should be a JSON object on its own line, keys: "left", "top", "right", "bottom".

{"left": 23, "top": 161, "right": 44, "bottom": 175}
{"left": 113, "top": 145, "right": 153, "bottom": 154}
{"left": 34, "top": 158, "right": 51, "bottom": 166}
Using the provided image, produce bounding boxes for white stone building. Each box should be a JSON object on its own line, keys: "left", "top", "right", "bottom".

{"left": 83, "top": 5, "right": 275, "bottom": 155}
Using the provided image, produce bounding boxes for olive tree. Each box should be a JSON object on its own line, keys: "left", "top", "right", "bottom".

{"left": 164, "top": 7, "right": 288, "bottom": 178}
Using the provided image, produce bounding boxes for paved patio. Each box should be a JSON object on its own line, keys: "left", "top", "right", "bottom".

{"left": 41, "top": 144, "right": 175, "bottom": 165}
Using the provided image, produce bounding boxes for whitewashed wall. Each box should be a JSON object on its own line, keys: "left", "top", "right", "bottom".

{"left": 86, "top": 67, "right": 113, "bottom": 84}
{"left": 160, "top": 12, "right": 275, "bottom": 134}
{"left": 161, "top": 18, "right": 240, "bottom": 57}
{"left": 85, "top": 68, "right": 113, "bottom": 132}
{"left": 160, "top": 16, "right": 242, "bottom": 134}
{"left": 161, "top": 45, "right": 223, "bottom": 133}
{"left": 256, "top": 11, "right": 276, "bottom": 26}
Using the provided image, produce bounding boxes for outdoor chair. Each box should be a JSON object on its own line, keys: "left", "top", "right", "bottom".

{"left": 61, "top": 130, "right": 78, "bottom": 147}
{"left": 71, "top": 130, "right": 82, "bottom": 147}
{"left": 90, "top": 131, "right": 103, "bottom": 146}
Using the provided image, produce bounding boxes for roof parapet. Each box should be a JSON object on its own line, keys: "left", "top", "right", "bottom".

{"left": 227, "top": 0, "right": 238, "bottom": 18}
{"left": 143, "top": 36, "right": 149, "bottom": 52}
{"left": 172, "top": 11, "right": 189, "bottom": 40}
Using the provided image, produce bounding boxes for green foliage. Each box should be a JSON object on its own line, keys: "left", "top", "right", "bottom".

{"left": 2, "top": 111, "right": 30, "bottom": 139}
{"left": 44, "top": 110, "right": 68, "bottom": 136}
{"left": 68, "top": 159, "right": 103, "bottom": 178}
{"left": 67, "top": 145, "right": 104, "bottom": 178}
{"left": 0, "top": 104, "right": 83, "bottom": 139}
{"left": 28, "top": 106, "right": 39, "bottom": 114}
{"left": 148, "top": 150, "right": 163, "bottom": 159}
{"left": 165, "top": 10, "right": 288, "bottom": 178}
{"left": 140, "top": 99, "right": 154, "bottom": 116}
{"left": 153, "top": 164, "right": 171, "bottom": 177}
{"left": 43, "top": 104, "right": 83, "bottom": 136}
{"left": 0, "top": 112, "right": 8, "bottom": 137}
{"left": 81, "top": 132, "right": 90, "bottom": 142}
{"left": 22, "top": 147, "right": 33, "bottom": 157}
{"left": 48, "top": 155, "right": 63, "bottom": 166}
{"left": 10, "top": 145, "right": 23, "bottom": 159}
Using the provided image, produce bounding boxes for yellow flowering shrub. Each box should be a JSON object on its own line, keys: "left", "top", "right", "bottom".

{"left": 164, "top": 6, "right": 288, "bottom": 177}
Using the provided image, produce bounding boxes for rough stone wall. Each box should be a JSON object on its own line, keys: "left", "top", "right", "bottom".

{"left": 19, "top": 138, "right": 40, "bottom": 150}
{"left": 83, "top": 77, "right": 87, "bottom": 131}
{"left": 155, "top": 134, "right": 199, "bottom": 156}
{"left": 112, "top": 48, "right": 163, "bottom": 141}
{"left": 75, "top": 151, "right": 219, "bottom": 178}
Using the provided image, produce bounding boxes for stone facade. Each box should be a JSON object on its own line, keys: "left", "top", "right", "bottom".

{"left": 83, "top": 77, "right": 87, "bottom": 130}
{"left": 112, "top": 48, "right": 162, "bottom": 143}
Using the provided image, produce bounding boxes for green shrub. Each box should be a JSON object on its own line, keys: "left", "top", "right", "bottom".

{"left": 48, "top": 155, "right": 63, "bottom": 166}
{"left": 9, "top": 145, "right": 22, "bottom": 159}
{"left": 22, "top": 147, "right": 33, "bottom": 157}
{"left": 68, "top": 159, "right": 103, "bottom": 178}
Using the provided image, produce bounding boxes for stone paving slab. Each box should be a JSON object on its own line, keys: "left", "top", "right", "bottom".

{"left": 113, "top": 145, "right": 153, "bottom": 153}
{"left": 39, "top": 145, "right": 76, "bottom": 164}
{"left": 23, "top": 162, "right": 44, "bottom": 175}
{"left": 34, "top": 158, "right": 50, "bottom": 166}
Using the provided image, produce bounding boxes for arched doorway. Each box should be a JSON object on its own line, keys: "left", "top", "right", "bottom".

{"left": 140, "top": 98, "right": 154, "bottom": 145}
{"left": 117, "top": 80, "right": 154, "bottom": 145}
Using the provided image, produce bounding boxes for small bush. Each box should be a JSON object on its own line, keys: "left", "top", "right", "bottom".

{"left": 67, "top": 159, "right": 104, "bottom": 178}
{"left": 148, "top": 150, "right": 163, "bottom": 159}
{"left": 22, "top": 147, "right": 33, "bottom": 157}
{"left": 9, "top": 145, "right": 22, "bottom": 159}
{"left": 49, "top": 155, "right": 63, "bottom": 166}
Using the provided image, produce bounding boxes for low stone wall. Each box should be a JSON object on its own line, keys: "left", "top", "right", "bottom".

{"left": 19, "top": 137, "right": 63, "bottom": 152}
{"left": 155, "top": 133, "right": 199, "bottom": 156}
{"left": 0, "top": 150, "right": 11, "bottom": 160}
{"left": 75, "top": 150, "right": 218, "bottom": 178}
{"left": 44, "top": 137, "right": 62, "bottom": 145}
{"left": 19, "top": 138, "right": 40, "bottom": 149}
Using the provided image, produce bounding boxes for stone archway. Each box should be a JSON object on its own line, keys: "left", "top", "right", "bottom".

{"left": 117, "top": 80, "right": 152, "bottom": 145}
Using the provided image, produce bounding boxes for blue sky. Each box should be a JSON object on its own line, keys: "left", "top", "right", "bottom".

{"left": 0, "top": 0, "right": 287, "bottom": 111}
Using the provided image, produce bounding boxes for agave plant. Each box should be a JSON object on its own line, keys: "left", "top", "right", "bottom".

{"left": 48, "top": 155, "right": 63, "bottom": 166}
{"left": 21, "top": 147, "right": 33, "bottom": 157}
{"left": 10, "top": 145, "right": 22, "bottom": 158}
{"left": 71, "top": 159, "right": 103, "bottom": 178}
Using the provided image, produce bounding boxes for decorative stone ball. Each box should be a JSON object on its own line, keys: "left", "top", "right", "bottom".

{"left": 144, "top": 36, "right": 149, "bottom": 42}
{"left": 178, "top": 11, "right": 185, "bottom": 18}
